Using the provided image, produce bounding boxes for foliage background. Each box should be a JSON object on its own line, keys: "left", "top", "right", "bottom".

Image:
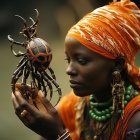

{"left": 0, "top": 0, "right": 139, "bottom": 140}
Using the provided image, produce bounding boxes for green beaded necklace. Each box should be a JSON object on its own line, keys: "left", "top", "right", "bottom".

{"left": 89, "top": 85, "right": 139, "bottom": 122}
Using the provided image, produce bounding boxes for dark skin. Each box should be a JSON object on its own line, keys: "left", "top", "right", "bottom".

{"left": 65, "top": 36, "right": 115, "bottom": 102}
{"left": 12, "top": 36, "right": 140, "bottom": 140}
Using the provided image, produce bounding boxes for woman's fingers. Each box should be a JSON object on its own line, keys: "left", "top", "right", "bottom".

{"left": 12, "top": 92, "right": 22, "bottom": 115}
{"left": 38, "top": 90, "right": 57, "bottom": 114}
{"left": 12, "top": 93, "right": 31, "bottom": 125}
{"left": 14, "top": 91, "right": 38, "bottom": 116}
{"left": 12, "top": 88, "right": 57, "bottom": 125}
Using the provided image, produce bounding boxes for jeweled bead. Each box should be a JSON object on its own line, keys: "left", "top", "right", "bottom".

{"left": 118, "top": 110, "right": 122, "bottom": 113}
{"left": 105, "top": 108, "right": 109, "bottom": 113}
{"left": 88, "top": 85, "right": 136, "bottom": 122}
{"left": 101, "top": 110, "right": 106, "bottom": 115}
{"left": 125, "top": 95, "right": 131, "bottom": 101}
{"left": 134, "top": 91, "right": 139, "bottom": 96}
{"left": 124, "top": 100, "right": 127, "bottom": 106}
{"left": 101, "top": 116, "right": 106, "bottom": 121}
{"left": 127, "top": 85, "right": 132, "bottom": 91}
{"left": 106, "top": 113, "right": 111, "bottom": 119}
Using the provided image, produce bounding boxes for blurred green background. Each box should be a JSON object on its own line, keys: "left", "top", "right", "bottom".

{"left": 0, "top": 0, "right": 139, "bottom": 140}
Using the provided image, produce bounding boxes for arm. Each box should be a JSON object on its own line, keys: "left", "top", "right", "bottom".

{"left": 124, "top": 111, "right": 140, "bottom": 140}
{"left": 12, "top": 84, "right": 72, "bottom": 140}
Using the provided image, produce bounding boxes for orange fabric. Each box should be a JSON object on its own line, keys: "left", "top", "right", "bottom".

{"left": 58, "top": 91, "right": 80, "bottom": 140}
{"left": 58, "top": 92, "right": 140, "bottom": 140}
{"left": 111, "top": 94, "right": 140, "bottom": 140}
{"left": 67, "top": 0, "right": 140, "bottom": 90}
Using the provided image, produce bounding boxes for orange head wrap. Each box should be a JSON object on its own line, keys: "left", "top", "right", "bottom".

{"left": 67, "top": 0, "right": 140, "bottom": 90}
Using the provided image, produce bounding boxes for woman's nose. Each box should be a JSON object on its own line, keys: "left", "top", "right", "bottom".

{"left": 66, "top": 63, "right": 77, "bottom": 76}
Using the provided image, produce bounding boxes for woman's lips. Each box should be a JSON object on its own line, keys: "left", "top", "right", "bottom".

{"left": 69, "top": 80, "right": 83, "bottom": 89}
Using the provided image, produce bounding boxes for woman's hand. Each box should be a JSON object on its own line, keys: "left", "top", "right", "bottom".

{"left": 11, "top": 84, "right": 65, "bottom": 139}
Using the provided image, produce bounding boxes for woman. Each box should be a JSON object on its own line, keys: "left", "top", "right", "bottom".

{"left": 12, "top": 0, "right": 140, "bottom": 140}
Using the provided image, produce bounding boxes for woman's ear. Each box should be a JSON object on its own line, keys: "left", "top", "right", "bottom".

{"left": 114, "top": 57, "right": 125, "bottom": 72}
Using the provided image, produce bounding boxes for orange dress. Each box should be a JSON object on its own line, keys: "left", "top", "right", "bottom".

{"left": 58, "top": 91, "right": 140, "bottom": 140}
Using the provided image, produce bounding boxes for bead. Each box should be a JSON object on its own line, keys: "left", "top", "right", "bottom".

{"left": 98, "top": 117, "right": 102, "bottom": 121}
{"left": 127, "top": 85, "right": 132, "bottom": 90}
{"left": 93, "top": 114, "right": 96, "bottom": 119}
{"left": 134, "top": 91, "right": 139, "bottom": 96}
{"left": 106, "top": 113, "right": 111, "bottom": 119}
{"left": 126, "top": 89, "right": 131, "bottom": 94}
{"left": 118, "top": 110, "right": 122, "bottom": 113}
{"left": 125, "top": 95, "right": 131, "bottom": 101}
{"left": 124, "top": 100, "right": 127, "bottom": 106}
{"left": 93, "top": 108, "right": 102, "bottom": 116}
{"left": 105, "top": 108, "right": 109, "bottom": 113}
{"left": 109, "top": 106, "right": 112, "bottom": 111}
{"left": 88, "top": 85, "right": 135, "bottom": 122}
{"left": 101, "top": 110, "right": 106, "bottom": 115}
{"left": 95, "top": 116, "right": 99, "bottom": 120}
{"left": 101, "top": 116, "right": 106, "bottom": 121}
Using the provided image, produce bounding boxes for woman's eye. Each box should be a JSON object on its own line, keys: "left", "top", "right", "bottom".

{"left": 77, "top": 58, "right": 88, "bottom": 65}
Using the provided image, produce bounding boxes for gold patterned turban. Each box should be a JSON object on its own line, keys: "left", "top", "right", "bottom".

{"left": 67, "top": 0, "right": 140, "bottom": 90}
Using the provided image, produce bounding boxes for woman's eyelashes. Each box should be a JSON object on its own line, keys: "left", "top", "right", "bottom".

{"left": 64, "top": 55, "right": 89, "bottom": 65}
{"left": 77, "top": 57, "right": 89, "bottom": 65}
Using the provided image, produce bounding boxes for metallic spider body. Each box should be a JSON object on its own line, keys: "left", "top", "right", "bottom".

{"left": 8, "top": 9, "right": 61, "bottom": 105}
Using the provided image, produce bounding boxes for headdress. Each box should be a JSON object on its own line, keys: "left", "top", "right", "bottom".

{"left": 67, "top": 0, "right": 140, "bottom": 90}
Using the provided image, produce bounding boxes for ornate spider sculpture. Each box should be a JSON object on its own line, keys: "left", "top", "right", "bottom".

{"left": 8, "top": 9, "right": 62, "bottom": 105}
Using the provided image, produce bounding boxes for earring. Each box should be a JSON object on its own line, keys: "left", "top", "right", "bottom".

{"left": 112, "top": 70, "right": 125, "bottom": 116}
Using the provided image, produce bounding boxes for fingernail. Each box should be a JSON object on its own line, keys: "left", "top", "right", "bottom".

{"left": 38, "top": 90, "right": 44, "bottom": 97}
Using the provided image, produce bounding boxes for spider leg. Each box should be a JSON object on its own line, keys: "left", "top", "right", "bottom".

{"left": 30, "top": 81, "right": 39, "bottom": 109}
{"left": 28, "top": 9, "right": 39, "bottom": 38}
{"left": 11, "top": 44, "right": 26, "bottom": 57}
{"left": 20, "top": 64, "right": 31, "bottom": 100}
{"left": 29, "top": 65, "right": 46, "bottom": 103}
{"left": 8, "top": 35, "right": 26, "bottom": 57}
{"left": 34, "top": 69, "right": 42, "bottom": 90}
{"left": 48, "top": 67, "right": 56, "bottom": 80}
{"left": 31, "top": 68, "right": 47, "bottom": 97}
{"left": 11, "top": 59, "right": 28, "bottom": 93}
{"left": 15, "top": 15, "right": 27, "bottom": 28}
{"left": 21, "top": 62, "right": 29, "bottom": 85}
{"left": 42, "top": 71, "right": 62, "bottom": 104}
{"left": 29, "top": 68, "right": 47, "bottom": 109}
{"left": 28, "top": 17, "right": 37, "bottom": 38}
{"left": 15, "top": 14, "right": 32, "bottom": 40}
{"left": 30, "top": 65, "right": 38, "bottom": 89}
{"left": 17, "top": 55, "right": 27, "bottom": 67}
{"left": 29, "top": 17, "right": 35, "bottom": 25}
{"left": 30, "top": 9, "right": 39, "bottom": 29}
{"left": 39, "top": 74, "right": 48, "bottom": 97}
{"left": 8, "top": 35, "right": 26, "bottom": 46}
{"left": 40, "top": 71, "right": 53, "bottom": 101}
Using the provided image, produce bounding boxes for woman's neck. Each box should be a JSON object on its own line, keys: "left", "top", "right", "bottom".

{"left": 93, "top": 88, "right": 112, "bottom": 103}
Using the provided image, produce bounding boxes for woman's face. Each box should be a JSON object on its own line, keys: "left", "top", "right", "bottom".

{"left": 65, "top": 36, "right": 115, "bottom": 98}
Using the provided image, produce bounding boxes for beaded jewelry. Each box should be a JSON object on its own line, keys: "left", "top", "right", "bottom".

{"left": 89, "top": 85, "right": 139, "bottom": 122}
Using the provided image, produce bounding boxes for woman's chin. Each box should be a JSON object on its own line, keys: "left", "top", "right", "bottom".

{"left": 72, "top": 89, "right": 91, "bottom": 97}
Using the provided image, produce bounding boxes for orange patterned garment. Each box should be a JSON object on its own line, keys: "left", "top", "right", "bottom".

{"left": 58, "top": 92, "right": 140, "bottom": 140}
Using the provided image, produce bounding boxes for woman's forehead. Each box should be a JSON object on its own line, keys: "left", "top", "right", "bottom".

{"left": 65, "top": 37, "right": 110, "bottom": 60}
